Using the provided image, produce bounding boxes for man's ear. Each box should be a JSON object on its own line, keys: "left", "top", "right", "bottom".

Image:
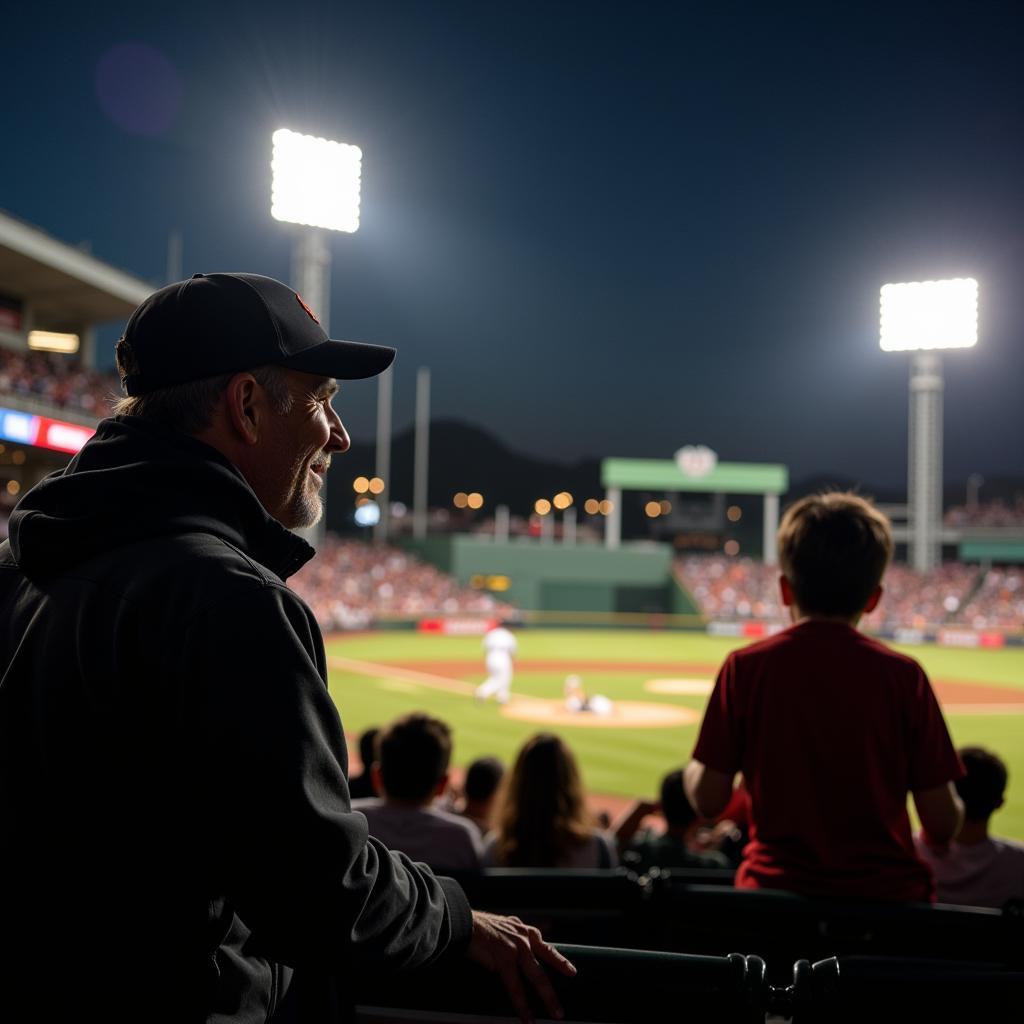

{"left": 370, "top": 763, "right": 384, "bottom": 798}
{"left": 779, "top": 575, "right": 795, "bottom": 607}
{"left": 863, "top": 585, "right": 883, "bottom": 614}
{"left": 222, "top": 372, "right": 261, "bottom": 446}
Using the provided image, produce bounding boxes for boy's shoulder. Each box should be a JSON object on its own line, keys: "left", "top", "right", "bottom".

{"left": 730, "top": 621, "right": 925, "bottom": 675}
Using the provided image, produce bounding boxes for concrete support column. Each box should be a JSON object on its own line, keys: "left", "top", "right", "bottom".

{"left": 494, "top": 504, "right": 510, "bottom": 543}
{"left": 563, "top": 507, "right": 577, "bottom": 546}
{"left": 413, "top": 367, "right": 430, "bottom": 540}
{"left": 908, "top": 352, "right": 943, "bottom": 572}
{"left": 605, "top": 487, "right": 622, "bottom": 550}
{"left": 763, "top": 492, "right": 780, "bottom": 566}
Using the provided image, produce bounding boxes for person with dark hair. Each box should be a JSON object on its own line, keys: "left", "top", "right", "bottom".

{"left": 348, "top": 726, "right": 381, "bottom": 800}
{"left": 354, "top": 713, "right": 484, "bottom": 873}
{"left": 484, "top": 733, "right": 617, "bottom": 868}
{"left": 686, "top": 492, "right": 964, "bottom": 901}
{"left": 916, "top": 746, "right": 1024, "bottom": 908}
{"left": 458, "top": 756, "right": 506, "bottom": 835}
{"left": 615, "top": 770, "right": 731, "bottom": 873}
{"left": 0, "top": 273, "right": 573, "bottom": 1023}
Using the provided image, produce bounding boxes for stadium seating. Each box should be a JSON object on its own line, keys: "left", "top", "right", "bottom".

{"left": 646, "top": 879, "right": 1024, "bottom": 970}
{"left": 353, "top": 943, "right": 769, "bottom": 1024}
{"left": 450, "top": 868, "right": 652, "bottom": 948}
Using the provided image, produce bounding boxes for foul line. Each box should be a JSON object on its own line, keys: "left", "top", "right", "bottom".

{"left": 328, "top": 655, "right": 477, "bottom": 697}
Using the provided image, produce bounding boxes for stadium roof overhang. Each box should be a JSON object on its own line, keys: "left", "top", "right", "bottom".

{"left": 0, "top": 209, "right": 152, "bottom": 327}
{"left": 601, "top": 457, "right": 788, "bottom": 495}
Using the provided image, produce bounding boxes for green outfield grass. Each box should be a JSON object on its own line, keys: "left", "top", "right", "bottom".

{"left": 325, "top": 629, "right": 1024, "bottom": 840}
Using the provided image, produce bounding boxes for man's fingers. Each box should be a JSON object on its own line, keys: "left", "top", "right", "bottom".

{"left": 498, "top": 962, "right": 534, "bottom": 1024}
{"left": 518, "top": 949, "right": 565, "bottom": 1021}
{"left": 530, "top": 934, "right": 577, "bottom": 977}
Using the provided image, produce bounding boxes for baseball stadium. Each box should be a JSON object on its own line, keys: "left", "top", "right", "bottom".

{"left": 1, "top": 209, "right": 1023, "bottom": 1020}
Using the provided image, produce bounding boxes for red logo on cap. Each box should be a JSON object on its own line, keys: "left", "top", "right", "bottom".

{"left": 296, "top": 293, "right": 320, "bottom": 324}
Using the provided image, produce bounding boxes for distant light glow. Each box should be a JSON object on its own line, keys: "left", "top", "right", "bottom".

{"left": 645, "top": 501, "right": 661, "bottom": 518}
{"left": 467, "top": 491, "right": 484, "bottom": 510}
{"left": 353, "top": 476, "right": 370, "bottom": 493}
{"left": 453, "top": 491, "right": 468, "bottom": 509}
{"left": 6, "top": 480, "right": 19, "bottom": 495}
{"left": 271, "top": 128, "right": 362, "bottom": 233}
{"left": 879, "top": 278, "right": 978, "bottom": 351}
{"left": 727, "top": 505, "right": 742, "bottom": 522}
{"left": 584, "top": 498, "right": 600, "bottom": 515}
{"left": 553, "top": 491, "right": 573, "bottom": 510}
{"left": 724, "top": 539, "right": 740, "bottom": 556}
{"left": 659, "top": 500, "right": 672, "bottom": 515}
{"left": 354, "top": 501, "right": 381, "bottom": 527}
{"left": 675, "top": 445, "right": 717, "bottom": 478}
{"left": 534, "top": 498, "right": 552, "bottom": 516}
{"left": 599, "top": 499, "right": 614, "bottom": 516}
{"left": 28, "top": 330, "right": 79, "bottom": 354}
{"left": 368, "top": 476, "right": 385, "bottom": 494}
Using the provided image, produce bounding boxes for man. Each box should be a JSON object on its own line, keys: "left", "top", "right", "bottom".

{"left": 475, "top": 619, "right": 517, "bottom": 704}
{"left": 0, "top": 273, "right": 572, "bottom": 1023}
{"left": 353, "top": 713, "right": 483, "bottom": 872}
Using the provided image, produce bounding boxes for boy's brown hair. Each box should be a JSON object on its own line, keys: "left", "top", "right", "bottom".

{"left": 777, "top": 491, "right": 893, "bottom": 618}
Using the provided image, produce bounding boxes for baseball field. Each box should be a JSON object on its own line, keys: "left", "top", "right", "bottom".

{"left": 325, "top": 629, "right": 1024, "bottom": 840}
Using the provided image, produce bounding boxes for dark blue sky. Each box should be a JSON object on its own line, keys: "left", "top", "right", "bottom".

{"left": 4, "top": 1, "right": 1023, "bottom": 489}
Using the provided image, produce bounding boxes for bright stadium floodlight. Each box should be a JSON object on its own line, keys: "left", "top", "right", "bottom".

{"left": 271, "top": 128, "right": 362, "bottom": 233}
{"left": 879, "top": 278, "right": 978, "bottom": 352}
{"left": 880, "top": 276, "right": 979, "bottom": 572}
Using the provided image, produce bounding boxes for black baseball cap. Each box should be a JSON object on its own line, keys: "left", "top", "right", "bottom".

{"left": 118, "top": 272, "right": 395, "bottom": 396}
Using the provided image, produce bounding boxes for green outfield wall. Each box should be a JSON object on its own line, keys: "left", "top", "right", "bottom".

{"left": 401, "top": 536, "right": 693, "bottom": 614}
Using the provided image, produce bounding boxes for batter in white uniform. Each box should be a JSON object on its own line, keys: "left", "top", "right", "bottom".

{"left": 475, "top": 622, "right": 517, "bottom": 705}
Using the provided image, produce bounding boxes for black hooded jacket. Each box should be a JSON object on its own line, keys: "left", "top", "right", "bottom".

{"left": 0, "top": 416, "right": 471, "bottom": 1022}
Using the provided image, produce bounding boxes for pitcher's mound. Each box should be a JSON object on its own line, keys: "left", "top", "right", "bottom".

{"left": 644, "top": 678, "right": 714, "bottom": 695}
{"left": 500, "top": 697, "right": 698, "bottom": 729}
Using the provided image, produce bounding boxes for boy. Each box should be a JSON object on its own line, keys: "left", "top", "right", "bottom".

{"left": 685, "top": 492, "right": 963, "bottom": 901}
{"left": 916, "top": 746, "right": 1024, "bottom": 908}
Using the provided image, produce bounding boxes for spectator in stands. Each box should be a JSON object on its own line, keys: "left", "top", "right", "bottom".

{"left": 457, "top": 755, "right": 506, "bottom": 835}
{"left": 484, "top": 733, "right": 618, "bottom": 868}
{"left": 614, "top": 769, "right": 732, "bottom": 874}
{"left": 0, "top": 273, "right": 572, "bottom": 1023}
{"left": 916, "top": 746, "right": 1024, "bottom": 908}
{"left": 685, "top": 491, "right": 964, "bottom": 901}
{"left": 347, "top": 726, "right": 380, "bottom": 800}
{"left": 353, "top": 713, "right": 484, "bottom": 873}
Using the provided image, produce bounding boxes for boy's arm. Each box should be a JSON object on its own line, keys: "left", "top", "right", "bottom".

{"left": 684, "top": 760, "right": 735, "bottom": 820}
{"left": 913, "top": 781, "right": 964, "bottom": 846}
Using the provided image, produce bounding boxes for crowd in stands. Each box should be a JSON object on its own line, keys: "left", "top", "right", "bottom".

{"left": 349, "top": 715, "right": 1022, "bottom": 911}
{"left": 0, "top": 348, "right": 117, "bottom": 417}
{"left": 676, "top": 554, "right": 1023, "bottom": 632}
{"left": 288, "top": 534, "right": 515, "bottom": 629}
{"left": 945, "top": 497, "right": 1024, "bottom": 527}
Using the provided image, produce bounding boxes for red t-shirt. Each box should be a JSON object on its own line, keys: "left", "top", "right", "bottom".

{"left": 692, "top": 620, "right": 963, "bottom": 901}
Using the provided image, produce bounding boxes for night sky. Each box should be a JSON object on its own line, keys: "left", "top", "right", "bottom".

{"left": 4, "top": 2, "right": 1023, "bottom": 491}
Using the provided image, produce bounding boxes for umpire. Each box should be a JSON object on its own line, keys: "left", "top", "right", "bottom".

{"left": 0, "top": 273, "right": 572, "bottom": 1023}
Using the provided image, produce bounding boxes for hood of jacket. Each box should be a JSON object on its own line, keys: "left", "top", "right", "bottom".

{"left": 8, "top": 415, "right": 314, "bottom": 583}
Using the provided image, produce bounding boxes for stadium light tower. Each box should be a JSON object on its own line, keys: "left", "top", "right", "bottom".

{"left": 271, "top": 128, "right": 385, "bottom": 542}
{"left": 880, "top": 278, "right": 978, "bottom": 572}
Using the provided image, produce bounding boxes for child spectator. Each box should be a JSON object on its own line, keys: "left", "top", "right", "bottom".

{"left": 686, "top": 492, "right": 964, "bottom": 901}
{"left": 916, "top": 746, "right": 1024, "bottom": 908}
{"left": 615, "top": 769, "right": 732, "bottom": 873}
{"left": 352, "top": 713, "right": 483, "bottom": 873}
{"left": 347, "top": 726, "right": 380, "bottom": 800}
{"left": 456, "top": 756, "right": 505, "bottom": 835}
{"left": 484, "top": 733, "right": 617, "bottom": 868}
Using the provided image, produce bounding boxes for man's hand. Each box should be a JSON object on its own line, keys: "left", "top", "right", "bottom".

{"left": 466, "top": 910, "right": 577, "bottom": 1023}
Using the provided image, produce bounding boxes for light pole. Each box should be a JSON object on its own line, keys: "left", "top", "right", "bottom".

{"left": 271, "top": 127, "right": 363, "bottom": 546}
{"left": 880, "top": 278, "right": 978, "bottom": 572}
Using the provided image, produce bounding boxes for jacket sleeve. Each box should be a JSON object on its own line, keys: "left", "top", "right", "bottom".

{"left": 173, "top": 578, "right": 472, "bottom": 971}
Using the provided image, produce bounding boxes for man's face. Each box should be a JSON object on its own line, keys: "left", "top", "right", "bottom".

{"left": 255, "top": 368, "right": 350, "bottom": 529}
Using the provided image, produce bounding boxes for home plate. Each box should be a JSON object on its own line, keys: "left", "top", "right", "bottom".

{"left": 644, "top": 678, "right": 714, "bottom": 696}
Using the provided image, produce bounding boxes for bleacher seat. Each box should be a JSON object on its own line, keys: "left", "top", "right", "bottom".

{"left": 354, "top": 943, "right": 769, "bottom": 1024}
